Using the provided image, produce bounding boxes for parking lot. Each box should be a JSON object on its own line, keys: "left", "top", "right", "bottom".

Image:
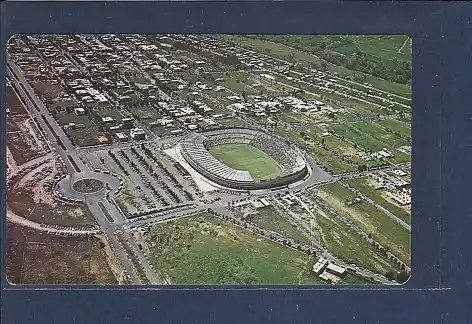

{"left": 85, "top": 143, "right": 200, "bottom": 217}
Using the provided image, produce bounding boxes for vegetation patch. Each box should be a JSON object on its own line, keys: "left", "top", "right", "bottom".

{"left": 247, "top": 206, "right": 312, "bottom": 246}
{"left": 316, "top": 182, "right": 411, "bottom": 265}
{"left": 310, "top": 201, "right": 400, "bottom": 275}
{"left": 73, "top": 178, "right": 104, "bottom": 194}
{"left": 142, "top": 213, "right": 325, "bottom": 284}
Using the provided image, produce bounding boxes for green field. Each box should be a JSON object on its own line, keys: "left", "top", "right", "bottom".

{"left": 248, "top": 206, "right": 312, "bottom": 245}
{"left": 311, "top": 202, "right": 400, "bottom": 275}
{"left": 208, "top": 143, "right": 282, "bottom": 181}
{"left": 217, "top": 35, "right": 411, "bottom": 98}
{"left": 212, "top": 71, "right": 259, "bottom": 95}
{"left": 278, "top": 110, "right": 315, "bottom": 123}
{"left": 338, "top": 35, "right": 412, "bottom": 63}
{"left": 351, "top": 122, "right": 409, "bottom": 148}
{"left": 142, "top": 213, "right": 325, "bottom": 284}
{"left": 376, "top": 118, "right": 411, "bottom": 139}
{"left": 329, "top": 124, "right": 385, "bottom": 153}
{"left": 342, "top": 274, "right": 375, "bottom": 285}
{"left": 301, "top": 126, "right": 365, "bottom": 164}
{"left": 317, "top": 182, "right": 411, "bottom": 265}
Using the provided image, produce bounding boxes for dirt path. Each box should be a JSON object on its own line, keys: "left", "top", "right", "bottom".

{"left": 23, "top": 118, "right": 48, "bottom": 153}
{"left": 6, "top": 209, "right": 98, "bottom": 235}
{"left": 7, "top": 152, "right": 94, "bottom": 234}
{"left": 316, "top": 189, "right": 372, "bottom": 232}
{"left": 397, "top": 36, "right": 410, "bottom": 55}
{"left": 7, "top": 153, "right": 54, "bottom": 179}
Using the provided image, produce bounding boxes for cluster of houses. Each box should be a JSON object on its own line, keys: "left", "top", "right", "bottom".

{"left": 8, "top": 33, "right": 406, "bottom": 153}
{"left": 311, "top": 257, "right": 348, "bottom": 284}
{"left": 367, "top": 170, "right": 411, "bottom": 206}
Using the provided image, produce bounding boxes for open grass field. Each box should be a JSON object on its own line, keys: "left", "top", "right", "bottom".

{"left": 337, "top": 35, "right": 412, "bottom": 63}
{"left": 301, "top": 127, "right": 365, "bottom": 164}
{"left": 208, "top": 143, "right": 282, "bottom": 181}
{"left": 351, "top": 122, "right": 409, "bottom": 148}
{"left": 7, "top": 223, "right": 117, "bottom": 284}
{"left": 392, "top": 151, "right": 411, "bottom": 164}
{"left": 142, "top": 213, "right": 325, "bottom": 284}
{"left": 345, "top": 178, "right": 411, "bottom": 225}
{"left": 316, "top": 182, "right": 411, "bottom": 265}
{"left": 376, "top": 118, "right": 411, "bottom": 139}
{"left": 309, "top": 197, "right": 401, "bottom": 275}
{"left": 309, "top": 145, "right": 357, "bottom": 174}
{"left": 247, "top": 206, "right": 312, "bottom": 246}
{"left": 129, "top": 105, "right": 163, "bottom": 121}
{"left": 342, "top": 274, "right": 375, "bottom": 285}
{"left": 52, "top": 110, "right": 103, "bottom": 147}
{"left": 218, "top": 35, "right": 411, "bottom": 98}
{"left": 254, "top": 35, "right": 411, "bottom": 64}
{"left": 32, "top": 81, "right": 68, "bottom": 103}
{"left": 66, "top": 127, "right": 103, "bottom": 147}
{"left": 277, "top": 110, "right": 316, "bottom": 123}
{"left": 329, "top": 123, "right": 385, "bottom": 153}
{"left": 213, "top": 71, "right": 259, "bottom": 95}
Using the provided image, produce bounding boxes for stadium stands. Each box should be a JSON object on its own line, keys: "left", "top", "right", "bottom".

{"left": 180, "top": 128, "right": 309, "bottom": 190}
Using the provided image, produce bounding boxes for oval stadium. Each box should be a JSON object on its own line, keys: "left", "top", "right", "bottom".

{"left": 180, "top": 128, "right": 310, "bottom": 190}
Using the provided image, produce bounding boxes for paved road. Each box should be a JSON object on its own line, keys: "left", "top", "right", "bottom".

{"left": 8, "top": 60, "right": 145, "bottom": 284}
{"left": 8, "top": 52, "right": 406, "bottom": 285}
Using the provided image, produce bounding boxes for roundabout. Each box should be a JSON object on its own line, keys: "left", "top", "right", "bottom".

{"left": 55, "top": 170, "right": 122, "bottom": 203}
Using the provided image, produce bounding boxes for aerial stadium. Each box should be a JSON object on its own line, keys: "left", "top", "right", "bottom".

{"left": 180, "top": 128, "right": 310, "bottom": 190}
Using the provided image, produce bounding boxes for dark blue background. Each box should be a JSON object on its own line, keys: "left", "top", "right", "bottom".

{"left": 1, "top": 1, "right": 471, "bottom": 322}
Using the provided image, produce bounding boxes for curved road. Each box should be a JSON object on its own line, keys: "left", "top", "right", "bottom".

{"left": 8, "top": 60, "right": 144, "bottom": 284}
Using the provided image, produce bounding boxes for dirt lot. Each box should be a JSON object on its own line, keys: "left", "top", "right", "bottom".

{"left": 32, "top": 80, "right": 67, "bottom": 103}
{"left": 7, "top": 115, "right": 49, "bottom": 166}
{"left": 8, "top": 166, "right": 97, "bottom": 227}
{"left": 7, "top": 116, "right": 26, "bottom": 133}
{"left": 7, "top": 132, "right": 44, "bottom": 166}
{"left": 6, "top": 222, "right": 118, "bottom": 284}
{"left": 6, "top": 85, "right": 28, "bottom": 115}
{"left": 8, "top": 186, "right": 97, "bottom": 227}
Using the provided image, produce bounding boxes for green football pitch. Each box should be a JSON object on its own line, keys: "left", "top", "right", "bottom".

{"left": 208, "top": 143, "right": 282, "bottom": 182}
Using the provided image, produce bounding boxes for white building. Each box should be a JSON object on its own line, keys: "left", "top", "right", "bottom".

{"left": 130, "top": 128, "right": 146, "bottom": 140}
